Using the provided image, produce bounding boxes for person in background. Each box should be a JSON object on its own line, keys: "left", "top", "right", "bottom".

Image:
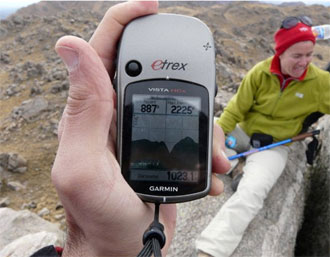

{"left": 30, "top": 1, "right": 231, "bottom": 257}
{"left": 196, "top": 16, "right": 330, "bottom": 257}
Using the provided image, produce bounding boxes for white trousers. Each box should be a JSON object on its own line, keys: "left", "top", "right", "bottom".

{"left": 196, "top": 127, "right": 290, "bottom": 257}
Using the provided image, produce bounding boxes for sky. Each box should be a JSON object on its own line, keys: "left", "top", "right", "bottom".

{"left": 0, "top": 0, "right": 329, "bottom": 9}
{"left": 0, "top": 0, "right": 40, "bottom": 9}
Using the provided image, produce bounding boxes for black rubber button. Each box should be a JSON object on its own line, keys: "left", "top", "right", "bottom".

{"left": 125, "top": 60, "right": 142, "bottom": 77}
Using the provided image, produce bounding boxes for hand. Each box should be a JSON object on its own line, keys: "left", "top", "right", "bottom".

{"left": 51, "top": 1, "right": 230, "bottom": 256}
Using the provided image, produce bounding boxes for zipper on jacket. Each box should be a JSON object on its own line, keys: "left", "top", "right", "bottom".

{"left": 273, "top": 72, "right": 292, "bottom": 92}
{"left": 270, "top": 72, "right": 296, "bottom": 115}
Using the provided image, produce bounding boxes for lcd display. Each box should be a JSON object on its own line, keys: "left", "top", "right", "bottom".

{"left": 129, "top": 94, "right": 201, "bottom": 183}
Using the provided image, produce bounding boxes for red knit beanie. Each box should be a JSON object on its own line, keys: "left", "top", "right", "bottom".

{"left": 274, "top": 22, "right": 316, "bottom": 56}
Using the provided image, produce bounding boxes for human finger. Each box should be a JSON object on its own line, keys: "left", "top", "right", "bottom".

{"left": 209, "top": 174, "right": 224, "bottom": 196}
{"left": 212, "top": 123, "right": 231, "bottom": 174}
{"left": 54, "top": 35, "right": 114, "bottom": 153}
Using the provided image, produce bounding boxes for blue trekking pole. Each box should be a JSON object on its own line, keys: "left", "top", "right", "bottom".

{"left": 228, "top": 130, "right": 320, "bottom": 161}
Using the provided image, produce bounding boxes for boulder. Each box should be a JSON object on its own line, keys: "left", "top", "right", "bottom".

{"left": 167, "top": 116, "right": 330, "bottom": 257}
{"left": 295, "top": 117, "right": 330, "bottom": 256}
{"left": 11, "top": 96, "right": 48, "bottom": 122}
{"left": 0, "top": 231, "right": 63, "bottom": 257}
{"left": 0, "top": 152, "right": 27, "bottom": 173}
{"left": 0, "top": 208, "right": 65, "bottom": 250}
{"left": 7, "top": 153, "right": 27, "bottom": 173}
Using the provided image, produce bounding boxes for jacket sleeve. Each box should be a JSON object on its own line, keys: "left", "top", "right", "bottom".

{"left": 216, "top": 68, "right": 258, "bottom": 134}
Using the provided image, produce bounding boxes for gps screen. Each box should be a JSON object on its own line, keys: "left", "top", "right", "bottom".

{"left": 129, "top": 94, "right": 201, "bottom": 183}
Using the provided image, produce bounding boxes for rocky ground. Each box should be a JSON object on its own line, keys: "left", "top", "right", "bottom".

{"left": 0, "top": 5, "right": 104, "bottom": 228}
{"left": 0, "top": 1, "right": 329, "bottom": 254}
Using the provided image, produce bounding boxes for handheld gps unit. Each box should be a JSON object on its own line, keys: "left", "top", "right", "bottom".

{"left": 115, "top": 14, "right": 216, "bottom": 203}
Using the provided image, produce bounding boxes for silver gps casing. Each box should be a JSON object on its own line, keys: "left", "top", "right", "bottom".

{"left": 116, "top": 13, "right": 216, "bottom": 203}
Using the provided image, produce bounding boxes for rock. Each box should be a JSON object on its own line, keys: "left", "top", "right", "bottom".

{"left": 0, "top": 27, "right": 8, "bottom": 40}
{"left": 167, "top": 117, "right": 330, "bottom": 257}
{"left": 23, "top": 61, "right": 45, "bottom": 79}
{"left": 55, "top": 202, "right": 63, "bottom": 210}
{"left": 11, "top": 72, "right": 24, "bottom": 84}
{"left": 295, "top": 117, "right": 330, "bottom": 256}
{"left": 8, "top": 62, "right": 45, "bottom": 83}
{"left": 11, "top": 96, "right": 48, "bottom": 122}
{"left": 43, "top": 17, "right": 55, "bottom": 24}
{"left": 54, "top": 214, "right": 65, "bottom": 221}
{"left": 0, "top": 53, "right": 10, "bottom": 64}
{"left": 7, "top": 181, "right": 26, "bottom": 191}
{"left": 5, "top": 84, "right": 21, "bottom": 97}
{"left": 0, "top": 208, "right": 65, "bottom": 250}
{"left": 12, "top": 167, "right": 27, "bottom": 173}
{"left": 214, "top": 88, "right": 235, "bottom": 116}
{"left": 11, "top": 16, "right": 24, "bottom": 25}
{"left": 38, "top": 119, "right": 59, "bottom": 139}
{"left": 0, "top": 153, "right": 9, "bottom": 169}
{"left": 0, "top": 197, "right": 10, "bottom": 207}
{"left": 50, "top": 80, "right": 69, "bottom": 94}
{"left": 213, "top": 96, "right": 222, "bottom": 115}
{"left": 50, "top": 84, "right": 62, "bottom": 94}
{"left": 21, "top": 201, "right": 37, "bottom": 210}
{"left": 217, "top": 62, "right": 233, "bottom": 81}
{"left": 315, "top": 53, "right": 323, "bottom": 60}
{"left": 29, "top": 201, "right": 38, "bottom": 209}
{"left": 0, "top": 231, "right": 63, "bottom": 257}
{"left": 52, "top": 68, "right": 68, "bottom": 81}
{"left": 7, "top": 153, "right": 27, "bottom": 173}
{"left": 38, "top": 207, "right": 50, "bottom": 217}
{"left": 232, "top": 27, "right": 245, "bottom": 38}
{"left": 30, "top": 82, "right": 43, "bottom": 96}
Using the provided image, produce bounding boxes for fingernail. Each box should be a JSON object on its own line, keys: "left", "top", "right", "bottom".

{"left": 221, "top": 150, "right": 228, "bottom": 160}
{"left": 56, "top": 46, "right": 79, "bottom": 73}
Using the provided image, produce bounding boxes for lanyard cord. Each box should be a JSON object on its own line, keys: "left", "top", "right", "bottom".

{"left": 137, "top": 203, "right": 166, "bottom": 257}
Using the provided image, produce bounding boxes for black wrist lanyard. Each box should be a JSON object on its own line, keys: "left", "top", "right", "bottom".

{"left": 137, "top": 203, "right": 166, "bottom": 257}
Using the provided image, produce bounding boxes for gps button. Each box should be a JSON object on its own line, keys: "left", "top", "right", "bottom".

{"left": 126, "top": 60, "right": 142, "bottom": 77}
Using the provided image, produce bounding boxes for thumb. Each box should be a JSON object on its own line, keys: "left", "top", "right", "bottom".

{"left": 55, "top": 36, "right": 114, "bottom": 151}
{"left": 212, "top": 123, "right": 231, "bottom": 174}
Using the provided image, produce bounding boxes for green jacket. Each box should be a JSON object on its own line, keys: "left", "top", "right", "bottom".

{"left": 217, "top": 56, "right": 330, "bottom": 142}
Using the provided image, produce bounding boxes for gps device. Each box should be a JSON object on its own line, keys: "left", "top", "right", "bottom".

{"left": 115, "top": 14, "right": 216, "bottom": 203}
